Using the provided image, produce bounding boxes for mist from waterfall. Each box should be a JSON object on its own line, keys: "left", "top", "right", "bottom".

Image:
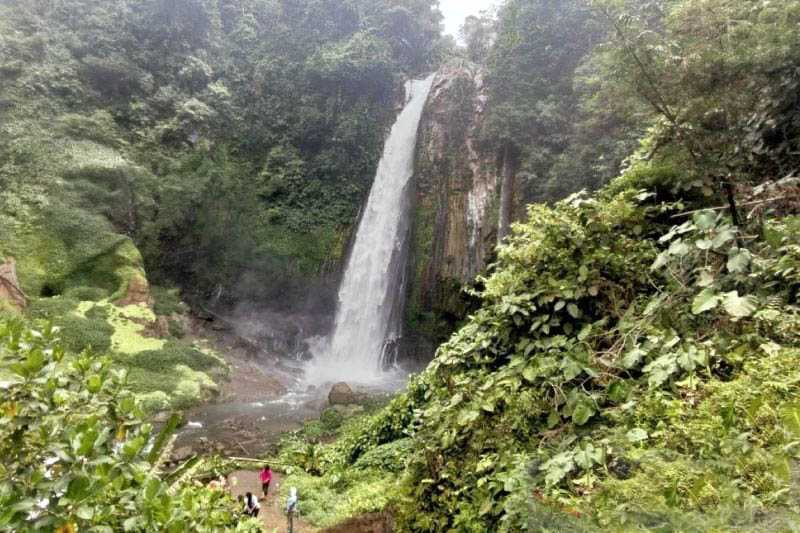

{"left": 306, "top": 74, "right": 435, "bottom": 385}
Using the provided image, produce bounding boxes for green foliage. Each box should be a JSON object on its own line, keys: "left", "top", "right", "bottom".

{"left": 591, "top": 0, "right": 800, "bottom": 195}
{"left": 302, "top": 178, "right": 800, "bottom": 531}
{"left": 63, "top": 286, "right": 110, "bottom": 302}
{"left": 319, "top": 407, "right": 345, "bottom": 433}
{"left": 481, "top": 0, "right": 639, "bottom": 203}
{"left": 56, "top": 314, "right": 114, "bottom": 354}
{"left": 0, "top": 0, "right": 445, "bottom": 309}
{"left": 279, "top": 468, "right": 397, "bottom": 528}
{"left": 125, "top": 341, "right": 222, "bottom": 374}
{"left": 0, "top": 320, "right": 259, "bottom": 531}
{"left": 151, "top": 286, "right": 186, "bottom": 316}
{"left": 167, "top": 319, "right": 186, "bottom": 339}
{"left": 353, "top": 438, "right": 412, "bottom": 473}
{"left": 28, "top": 297, "right": 80, "bottom": 321}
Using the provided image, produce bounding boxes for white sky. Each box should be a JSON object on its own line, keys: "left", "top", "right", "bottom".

{"left": 439, "top": 0, "right": 498, "bottom": 41}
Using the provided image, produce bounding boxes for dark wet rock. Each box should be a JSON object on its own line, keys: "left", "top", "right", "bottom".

{"left": 609, "top": 456, "right": 637, "bottom": 480}
{"left": 404, "top": 59, "right": 497, "bottom": 363}
{"left": 171, "top": 446, "right": 193, "bottom": 463}
{"left": 328, "top": 382, "right": 359, "bottom": 405}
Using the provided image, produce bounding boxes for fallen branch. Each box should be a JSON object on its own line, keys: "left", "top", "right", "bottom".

{"left": 226, "top": 456, "right": 290, "bottom": 467}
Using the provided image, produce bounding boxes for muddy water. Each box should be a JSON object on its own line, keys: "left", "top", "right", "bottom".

{"left": 173, "top": 356, "right": 326, "bottom": 456}
{"left": 175, "top": 391, "right": 326, "bottom": 456}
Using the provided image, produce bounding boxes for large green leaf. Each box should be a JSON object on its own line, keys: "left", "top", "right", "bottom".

{"left": 621, "top": 347, "right": 647, "bottom": 369}
{"left": 147, "top": 413, "right": 182, "bottom": 465}
{"left": 572, "top": 401, "right": 595, "bottom": 426}
{"left": 692, "top": 288, "right": 721, "bottom": 315}
{"left": 693, "top": 211, "right": 717, "bottom": 231}
{"left": 626, "top": 428, "right": 649, "bottom": 443}
{"left": 727, "top": 248, "right": 751, "bottom": 274}
{"left": 722, "top": 291, "right": 757, "bottom": 318}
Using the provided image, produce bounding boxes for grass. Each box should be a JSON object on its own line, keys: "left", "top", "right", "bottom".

{"left": 69, "top": 300, "right": 227, "bottom": 412}
{"left": 151, "top": 285, "right": 186, "bottom": 316}
{"left": 279, "top": 469, "right": 398, "bottom": 528}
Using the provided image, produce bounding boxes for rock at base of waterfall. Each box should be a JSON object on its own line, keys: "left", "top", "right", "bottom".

{"left": 329, "top": 382, "right": 361, "bottom": 405}
{"left": 171, "top": 446, "right": 194, "bottom": 463}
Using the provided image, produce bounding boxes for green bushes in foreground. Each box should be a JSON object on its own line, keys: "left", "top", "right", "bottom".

{"left": 0, "top": 320, "right": 261, "bottom": 532}
{"left": 280, "top": 180, "right": 800, "bottom": 531}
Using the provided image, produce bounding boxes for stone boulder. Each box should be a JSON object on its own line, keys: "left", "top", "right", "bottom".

{"left": 170, "top": 446, "right": 194, "bottom": 463}
{"left": 0, "top": 258, "right": 27, "bottom": 311}
{"left": 329, "top": 382, "right": 359, "bottom": 406}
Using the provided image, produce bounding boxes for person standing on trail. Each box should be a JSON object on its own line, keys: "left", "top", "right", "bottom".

{"left": 286, "top": 487, "right": 298, "bottom": 533}
{"left": 244, "top": 491, "right": 260, "bottom": 518}
{"left": 260, "top": 464, "right": 273, "bottom": 498}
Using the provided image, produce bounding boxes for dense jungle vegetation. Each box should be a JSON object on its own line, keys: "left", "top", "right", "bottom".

{"left": 0, "top": 0, "right": 443, "bottom": 307}
{"left": 277, "top": 0, "right": 800, "bottom": 531}
{"left": 3, "top": 0, "right": 800, "bottom": 531}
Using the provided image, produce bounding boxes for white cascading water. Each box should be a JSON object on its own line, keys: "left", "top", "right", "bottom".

{"left": 307, "top": 74, "right": 436, "bottom": 385}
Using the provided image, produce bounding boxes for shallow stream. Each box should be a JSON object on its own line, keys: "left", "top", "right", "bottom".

{"left": 173, "top": 357, "right": 410, "bottom": 457}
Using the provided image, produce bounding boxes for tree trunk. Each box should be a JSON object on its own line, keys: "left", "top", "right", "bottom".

{"left": 498, "top": 143, "right": 516, "bottom": 244}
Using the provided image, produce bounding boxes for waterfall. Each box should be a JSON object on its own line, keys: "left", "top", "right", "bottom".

{"left": 307, "top": 74, "right": 435, "bottom": 385}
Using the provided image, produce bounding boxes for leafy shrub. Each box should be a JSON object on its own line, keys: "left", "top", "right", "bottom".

{"left": 168, "top": 318, "right": 186, "bottom": 339}
{"left": 279, "top": 468, "right": 397, "bottom": 528}
{"left": 127, "top": 341, "right": 222, "bottom": 373}
{"left": 320, "top": 407, "right": 345, "bottom": 433}
{"left": 63, "top": 285, "right": 109, "bottom": 302}
{"left": 302, "top": 420, "right": 327, "bottom": 442}
{"left": 353, "top": 438, "right": 412, "bottom": 473}
{"left": 0, "top": 320, "right": 258, "bottom": 531}
{"left": 312, "top": 187, "right": 800, "bottom": 531}
{"left": 84, "top": 303, "right": 110, "bottom": 321}
{"left": 123, "top": 365, "right": 219, "bottom": 410}
{"left": 137, "top": 391, "right": 171, "bottom": 414}
{"left": 151, "top": 286, "right": 185, "bottom": 316}
{"left": 55, "top": 314, "right": 114, "bottom": 354}
{"left": 27, "top": 296, "right": 80, "bottom": 320}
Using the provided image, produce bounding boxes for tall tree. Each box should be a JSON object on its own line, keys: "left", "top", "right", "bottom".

{"left": 481, "top": 0, "right": 612, "bottom": 236}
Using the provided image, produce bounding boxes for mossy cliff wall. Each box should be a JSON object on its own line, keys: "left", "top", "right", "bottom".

{"left": 405, "top": 61, "right": 498, "bottom": 359}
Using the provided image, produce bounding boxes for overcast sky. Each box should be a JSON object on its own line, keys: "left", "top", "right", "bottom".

{"left": 439, "top": 0, "right": 498, "bottom": 41}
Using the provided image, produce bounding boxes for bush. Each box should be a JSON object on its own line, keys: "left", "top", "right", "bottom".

{"left": 84, "top": 303, "right": 110, "bottom": 321}
{"left": 353, "top": 438, "right": 412, "bottom": 473}
{"left": 63, "top": 285, "right": 109, "bottom": 301}
{"left": 55, "top": 314, "right": 114, "bottom": 354}
{"left": 320, "top": 407, "right": 345, "bottom": 433}
{"left": 27, "top": 296, "right": 80, "bottom": 320}
{"left": 151, "top": 286, "right": 185, "bottom": 316}
{"left": 124, "top": 365, "right": 219, "bottom": 410}
{"left": 167, "top": 318, "right": 186, "bottom": 339}
{"left": 0, "top": 320, "right": 256, "bottom": 531}
{"left": 137, "top": 391, "right": 171, "bottom": 414}
{"left": 127, "top": 341, "right": 222, "bottom": 373}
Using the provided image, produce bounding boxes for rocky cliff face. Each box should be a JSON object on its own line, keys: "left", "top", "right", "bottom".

{"left": 404, "top": 61, "right": 499, "bottom": 358}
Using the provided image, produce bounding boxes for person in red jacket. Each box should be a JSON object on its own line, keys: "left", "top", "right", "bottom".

{"left": 259, "top": 464, "right": 273, "bottom": 499}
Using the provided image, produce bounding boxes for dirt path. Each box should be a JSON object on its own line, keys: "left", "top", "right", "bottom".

{"left": 228, "top": 470, "right": 315, "bottom": 532}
